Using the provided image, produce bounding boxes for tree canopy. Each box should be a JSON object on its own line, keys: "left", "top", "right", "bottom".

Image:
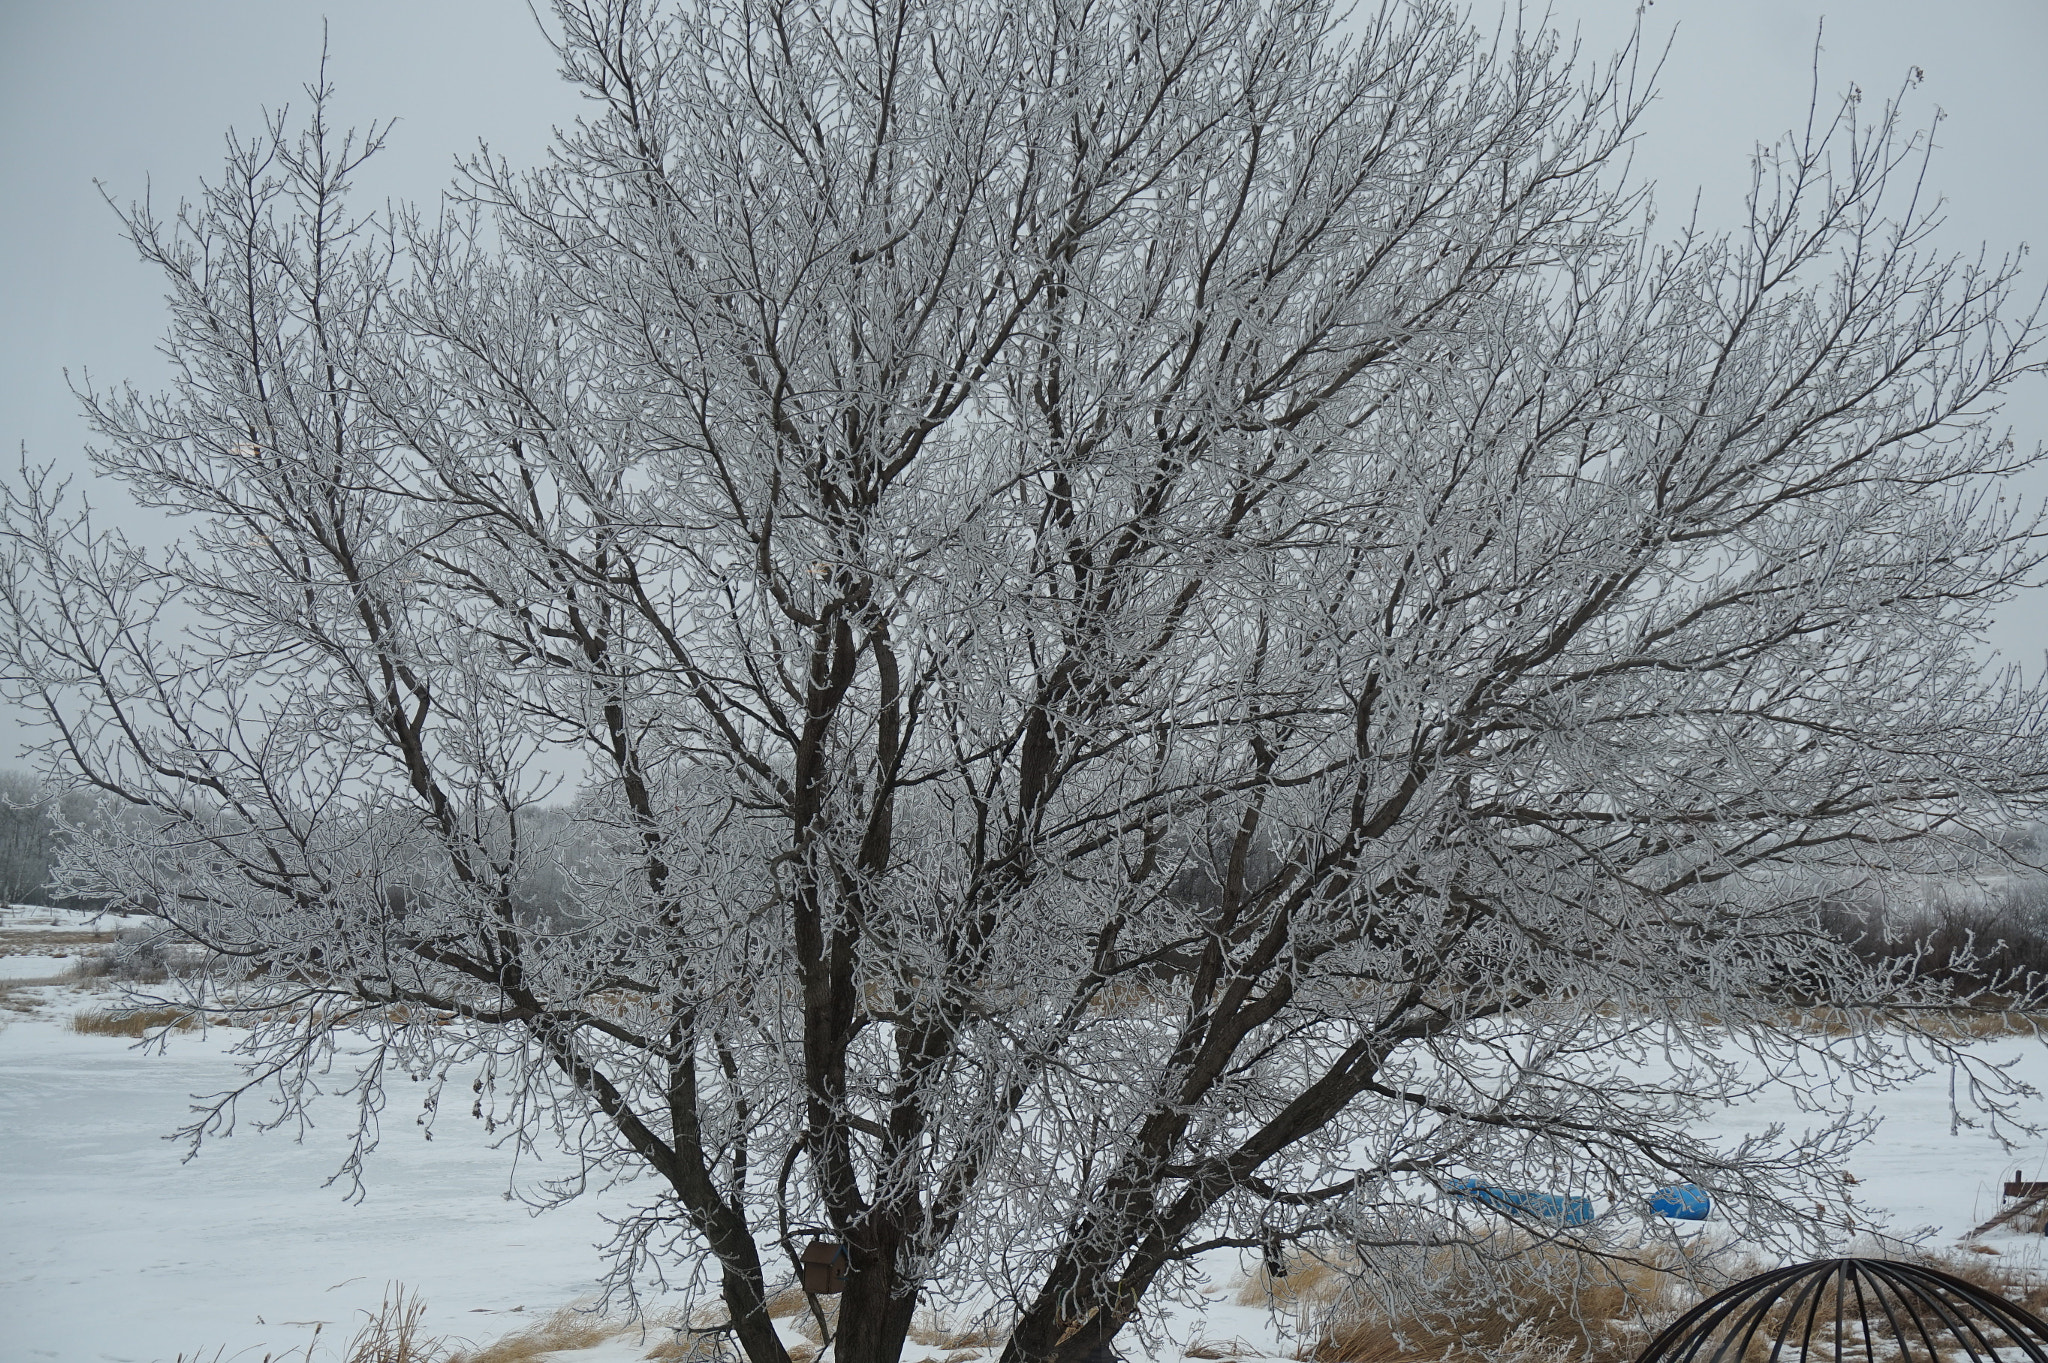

{"left": 4, "top": 1, "right": 2047, "bottom": 1360}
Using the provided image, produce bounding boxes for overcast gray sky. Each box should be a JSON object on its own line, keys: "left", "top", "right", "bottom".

{"left": 2, "top": 0, "right": 2044, "bottom": 765}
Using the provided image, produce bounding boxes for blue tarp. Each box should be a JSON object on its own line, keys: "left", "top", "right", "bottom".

{"left": 1443, "top": 1177, "right": 1595, "bottom": 1226}
{"left": 1648, "top": 1183, "right": 1712, "bottom": 1220}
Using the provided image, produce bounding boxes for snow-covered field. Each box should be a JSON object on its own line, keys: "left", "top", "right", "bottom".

{"left": 0, "top": 1011, "right": 639, "bottom": 1363}
{"left": 0, "top": 908, "right": 636, "bottom": 1361}
{"left": 9, "top": 910, "right": 2048, "bottom": 1363}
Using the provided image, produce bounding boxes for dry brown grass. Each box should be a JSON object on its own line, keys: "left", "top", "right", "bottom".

{"left": 71, "top": 1005, "right": 197, "bottom": 1036}
{"left": 377, "top": 1004, "right": 456, "bottom": 1027}
{"left": 906, "top": 1305, "right": 1006, "bottom": 1351}
{"left": 1260, "top": 1240, "right": 1719, "bottom": 1363}
{"left": 1276, "top": 1241, "right": 2048, "bottom": 1363}
{"left": 1236, "top": 1255, "right": 1343, "bottom": 1309}
{"left": 0, "top": 929, "right": 114, "bottom": 951}
{"left": 643, "top": 1327, "right": 744, "bottom": 1363}
{"left": 764, "top": 1286, "right": 810, "bottom": 1319}
{"left": 1897, "top": 1007, "right": 2048, "bottom": 1040}
{"left": 1644, "top": 1250, "right": 2048, "bottom": 1363}
{"left": 789, "top": 1298, "right": 839, "bottom": 1344}
{"left": 934, "top": 1326, "right": 1005, "bottom": 1350}
{"left": 1753, "top": 1001, "right": 2048, "bottom": 1040}
{"left": 0, "top": 975, "right": 74, "bottom": 1015}
{"left": 443, "top": 1306, "right": 614, "bottom": 1363}
{"left": 1892, "top": 1245, "right": 2048, "bottom": 1316}
{"left": 1634, "top": 1001, "right": 2048, "bottom": 1042}
{"left": 342, "top": 1285, "right": 451, "bottom": 1363}
{"left": 905, "top": 1315, "right": 953, "bottom": 1347}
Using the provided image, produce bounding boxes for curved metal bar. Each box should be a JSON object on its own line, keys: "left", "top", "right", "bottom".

{"left": 1874, "top": 1261, "right": 1965, "bottom": 1363}
{"left": 1632, "top": 1257, "right": 2048, "bottom": 1363}
{"left": 1772, "top": 1263, "right": 1834, "bottom": 1363}
{"left": 1854, "top": 1259, "right": 1927, "bottom": 1363}
{"left": 1637, "top": 1261, "right": 1807, "bottom": 1363}
{"left": 1717, "top": 1265, "right": 1807, "bottom": 1363}
{"left": 1728, "top": 1260, "right": 1810, "bottom": 1358}
{"left": 1868, "top": 1258, "right": 2047, "bottom": 1362}
{"left": 1843, "top": 1252, "right": 1859, "bottom": 1358}
{"left": 1865, "top": 1261, "right": 1999, "bottom": 1362}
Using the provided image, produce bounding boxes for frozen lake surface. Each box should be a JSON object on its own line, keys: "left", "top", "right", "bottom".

{"left": 8, "top": 971, "right": 2048, "bottom": 1362}
{"left": 0, "top": 1005, "right": 628, "bottom": 1362}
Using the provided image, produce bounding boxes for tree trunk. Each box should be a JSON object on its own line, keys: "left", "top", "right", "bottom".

{"left": 827, "top": 1243, "right": 919, "bottom": 1363}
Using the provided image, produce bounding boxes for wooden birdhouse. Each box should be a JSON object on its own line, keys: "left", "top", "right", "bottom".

{"left": 801, "top": 1239, "right": 849, "bottom": 1294}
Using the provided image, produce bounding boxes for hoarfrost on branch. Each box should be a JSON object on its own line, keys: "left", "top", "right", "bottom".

{"left": 5, "top": 2, "right": 2048, "bottom": 1361}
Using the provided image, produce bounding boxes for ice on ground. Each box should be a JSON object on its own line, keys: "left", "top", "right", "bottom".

{"left": 0, "top": 903, "right": 121, "bottom": 982}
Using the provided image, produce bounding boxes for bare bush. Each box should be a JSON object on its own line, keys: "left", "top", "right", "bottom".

{"left": 1254, "top": 1238, "right": 1717, "bottom": 1363}
{"left": 1820, "top": 876, "right": 2048, "bottom": 993}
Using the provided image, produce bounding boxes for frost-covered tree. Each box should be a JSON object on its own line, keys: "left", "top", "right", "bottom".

{"left": 0, "top": 769, "right": 103, "bottom": 908}
{"left": 4, "top": 1, "right": 2048, "bottom": 1360}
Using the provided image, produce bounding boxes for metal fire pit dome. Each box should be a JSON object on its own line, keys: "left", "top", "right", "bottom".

{"left": 1635, "top": 1257, "right": 2048, "bottom": 1362}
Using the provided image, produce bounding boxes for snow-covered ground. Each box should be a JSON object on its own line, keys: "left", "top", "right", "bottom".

{"left": 0, "top": 907, "right": 642, "bottom": 1363}
{"left": 8, "top": 916, "right": 2048, "bottom": 1363}
{"left": 0, "top": 905, "right": 115, "bottom": 981}
{"left": 0, "top": 955, "right": 77, "bottom": 981}
{"left": 1688, "top": 1045, "right": 2048, "bottom": 1253}
{"left": 0, "top": 1003, "right": 634, "bottom": 1362}
{"left": 0, "top": 904, "right": 114, "bottom": 936}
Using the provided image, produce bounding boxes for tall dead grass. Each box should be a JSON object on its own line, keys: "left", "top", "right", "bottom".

{"left": 906, "top": 1303, "right": 1007, "bottom": 1351}
{"left": 1237, "top": 1254, "right": 1345, "bottom": 1310}
{"left": 164, "top": 1286, "right": 622, "bottom": 1363}
{"left": 645, "top": 1329, "right": 751, "bottom": 1363}
{"left": 342, "top": 1285, "right": 450, "bottom": 1363}
{"left": 444, "top": 1306, "right": 614, "bottom": 1363}
{"left": 760, "top": 1285, "right": 818, "bottom": 1320}
{"left": 71, "top": 1005, "right": 196, "bottom": 1036}
{"left": 1246, "top": 1239, "right": 1721, "bottom": 1363}
{"left": 1929, "top": 1248, "right": 2048, "bottom": 1315}
{"left": 788, "top": 1297, "right": 839, "bottom": 1344}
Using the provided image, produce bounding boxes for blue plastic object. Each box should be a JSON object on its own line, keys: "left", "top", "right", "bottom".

{"left": 1647, "top": 1183, "right": 1712, "bottom": 1221}
{"left": 1444, "top": 1177, "right": 1595, "bottom": 1226}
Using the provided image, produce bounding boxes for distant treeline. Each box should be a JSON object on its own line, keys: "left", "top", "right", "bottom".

{"left": 0, "top": 772, "right": 589, "bottom": 921}
{"left": 0, "top": 770, "right": 100, "bottom": 909}
{"left": 1818, "top": 835, "right": 2048, "bottom": 991}
{"left": 7, "top": 765, "right": 2048, "bottom": 988}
